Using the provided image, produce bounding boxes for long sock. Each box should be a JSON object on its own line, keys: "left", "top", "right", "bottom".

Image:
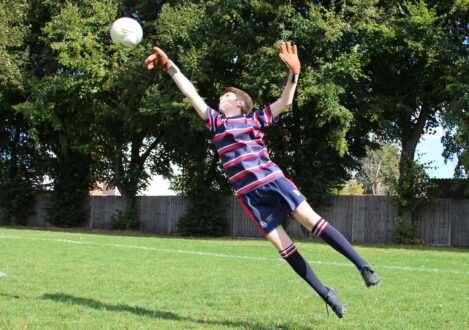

{"left": 279, "top": 244, "right": 329, "bottom": 299}
{"left": 312, "top": 218, "right": 368, "bottom": 269}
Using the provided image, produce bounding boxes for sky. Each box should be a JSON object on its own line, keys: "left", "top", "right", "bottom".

{"left": 415, "top": 126, "right": 457, "bottom": 179}
{"left": 141, "top": 127, "right": 458, "bottom": 196}
{"left": 142, "top": 174, "right": 175, "bottom": 196}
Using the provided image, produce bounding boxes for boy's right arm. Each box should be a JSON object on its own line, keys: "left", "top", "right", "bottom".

{"left": 144, "top": 47, "right": 209, "bottom": 121}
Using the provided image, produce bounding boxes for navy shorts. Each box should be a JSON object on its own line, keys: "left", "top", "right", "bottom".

{"left": 239, "top": 177, "right": 306, "bottom": 236}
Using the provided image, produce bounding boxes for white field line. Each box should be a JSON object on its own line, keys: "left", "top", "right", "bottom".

{"left": 1, "top": 235, "right": 468, "bottom": 276}
{"left": 0, "top": 272, "right": 7, "bottom": 277}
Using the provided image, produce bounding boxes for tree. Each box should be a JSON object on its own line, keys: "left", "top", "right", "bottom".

{"left": 266, "top": 0, "right": 384, "bottom": 200}
{"left": 339, "top": 180, "right": 364, "bottom": 196}
{"left": 355, "top": 141, "right": 400, "bottom": 195}
{"left": 92, "top": 1, "right": 187, "bottom": 224}
{"left": 359, "top": 1, "right": 466, "bottom": 213}
{"left": 147, "top": 2, "right": 236, "bottom": 235}
{"left": 0, "top": 0, "right": 44, "bottom": 224}
{"left": 95, "top": 51, "right": 175, "bottom": 225}
{"left": 12, "top": 0, "right": 176, "bottom": 227}
{"left": 16, "top": 0, "right": 117, "bottom": 226}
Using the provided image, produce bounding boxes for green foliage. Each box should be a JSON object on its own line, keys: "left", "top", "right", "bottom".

{"left": 393, "top": 216, "right": 425, "bottom": 245}
{"left": 177, "top": 192, "right": 227, "bottom": 237}
{"left": 0, "top": 1, "right": 28, "bottom": 91}
{"left": 14, "top": 0, "right": 171, "bottom": 226}
{"left": 0, "top": 0, "right": 45, "bottom": 225}
{"left": 0, "top": 174, "right": 35, "bottom": 225}
{"left": 46, "top": 192, "right": 89, "bottom": 228}
{"left": 110, "top": 209, "right": 140, "bottom": 230}
{"left": 339, "top": 179, "right": 364, "bottom": 196}
{"left": 171, "top": 144, "right": 230, "bottom": 236}
{"left": 445, "top": 0, "right": 469, "bottom": 174}
{"left": 356, "top": 1, "right": 468, "bottom": 213}
{"left": 0, "top": 104, "right": 43, "bottom": 225}
{"left": 441, "top": 1, "right": 469, "bottom": 178}
{"left": 46, "top": 154, "right": 94, "bottom": 227}
{"left": 395, "top": 157, "right": 438, "bottom": 211}
{"left": 13, "top": 0, "right": 115, "bottom": 227}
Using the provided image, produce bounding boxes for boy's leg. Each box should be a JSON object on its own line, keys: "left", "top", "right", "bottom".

{"left": 292, "top": 201, "right": 374, "bottom": 274}
{"left": 266, "top": 225, "right": 345, "bottom": 318}
{"left": 266, "top": 225, "right": 329, "bottom": 299}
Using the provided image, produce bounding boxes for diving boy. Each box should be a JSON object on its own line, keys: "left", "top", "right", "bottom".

{"left": 144, "top": 42, "right": 380, "bottom": 318}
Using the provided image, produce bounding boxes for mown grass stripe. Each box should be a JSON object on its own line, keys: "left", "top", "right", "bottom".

{"left": 1, "top": 235, "right": 468, "bottom": 276}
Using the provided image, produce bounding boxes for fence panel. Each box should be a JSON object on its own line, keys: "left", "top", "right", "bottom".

{"left": 416, "top": 199, "right": 452, "bottom": 246}
{"left": 88, "top": 196, "right": 122, "bottom": 229}
{"left": 314, "top": 197, "right": 354, "bottom": 242}
{"left": 167, "top": 196, "right": 188, "bottom": 235}
{"left": 451, "top": 200, "right": 469, "bottom": 246}
{"left": 139, "top": 196, "right": 168, "bottom": 234}
{"left": 16, "top": 194, "right": 468, "bottom": 246}
{"left": 351, "top": 196, "right": 367, "bottom": 243}
{"left": 27, "top": 194, "right": 49, "bottom": 227}
{"left": 366, "top": 196, "right": 398, "bottom": 243}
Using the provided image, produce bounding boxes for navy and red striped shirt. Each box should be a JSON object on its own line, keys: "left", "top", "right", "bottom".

{"left": 206, "top": 106, "right": 284, "bottom": 195}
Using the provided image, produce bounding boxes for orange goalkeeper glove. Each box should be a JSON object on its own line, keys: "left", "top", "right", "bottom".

{"left": 279, "top": 42, "right": 301, "bottom": 75}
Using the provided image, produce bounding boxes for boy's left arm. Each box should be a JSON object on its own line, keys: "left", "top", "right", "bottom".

{"left": 270, "top": 42, "right": 301, "bottom": 117}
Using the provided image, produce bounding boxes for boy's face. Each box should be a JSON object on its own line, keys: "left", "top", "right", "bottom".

{"left": 219, "top": 92, "right": 243, "bottom": 115}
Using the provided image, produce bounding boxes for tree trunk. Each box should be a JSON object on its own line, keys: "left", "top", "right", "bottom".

{"left": 121, "top": 190, "right": 138, "bottom": 217}
{"left": 110, "top": 134, "right": 163, "bottom": 228}
{"left": 113, "top": 151, "right": 141, "bottom": 228}
{"left": 398, "top": 103, "right": 431, "bottom": 224}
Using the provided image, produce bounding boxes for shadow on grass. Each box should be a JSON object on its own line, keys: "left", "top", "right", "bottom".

{"left": 41, "top": 293, "right": 316, "bottom": 330}
{"left": 0, "top": 293, "right": 20, "bottom": 299}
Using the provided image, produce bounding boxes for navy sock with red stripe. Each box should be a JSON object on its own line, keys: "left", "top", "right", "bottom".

{"left": 279, "top": 244, "right": 328, "bottom": 299}
{"left": 312, "top": 218, "right": 368, "bottom": 270}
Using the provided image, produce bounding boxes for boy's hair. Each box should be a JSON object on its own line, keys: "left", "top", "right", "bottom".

{"left": 223, "top": 87, "right": 253, "bottom": 114}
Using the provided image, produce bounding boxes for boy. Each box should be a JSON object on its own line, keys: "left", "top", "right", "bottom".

{"left": 144, "top": 42, "right": 380, "bottom": 318}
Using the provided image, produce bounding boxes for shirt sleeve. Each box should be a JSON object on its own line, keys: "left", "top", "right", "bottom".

{"left": 205, "top": 106, "right": 222, "bottom": 135}
{"left": 252, "top": 106, "right": 279, "bottom": 129}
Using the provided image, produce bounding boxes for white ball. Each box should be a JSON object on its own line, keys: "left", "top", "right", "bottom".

{"left": 110, "top": 17, "right": 143, "bottom": 48}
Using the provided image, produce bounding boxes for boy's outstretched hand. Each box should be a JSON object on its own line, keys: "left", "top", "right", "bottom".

{"left": 279, "top": 42, "right": 300, "bottom": 75}
{"left": 144, "top": 47, "right": 172, "bottom": 70}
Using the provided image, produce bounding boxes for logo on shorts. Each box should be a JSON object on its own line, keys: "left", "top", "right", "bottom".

{"left": 293, "top": 189, "right": 301, "bottom": 196}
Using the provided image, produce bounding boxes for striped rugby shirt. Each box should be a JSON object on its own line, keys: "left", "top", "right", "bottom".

{"left": 206, "top": 105, "right": 284, "bottom": 195}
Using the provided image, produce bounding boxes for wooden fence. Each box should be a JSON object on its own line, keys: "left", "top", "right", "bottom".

{"left": 24, "top": 195, "right": 469, "bottom": 246}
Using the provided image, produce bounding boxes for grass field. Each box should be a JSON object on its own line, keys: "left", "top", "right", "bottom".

{"left": 1, "top": 227, "right": 468, "bottom": 329}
